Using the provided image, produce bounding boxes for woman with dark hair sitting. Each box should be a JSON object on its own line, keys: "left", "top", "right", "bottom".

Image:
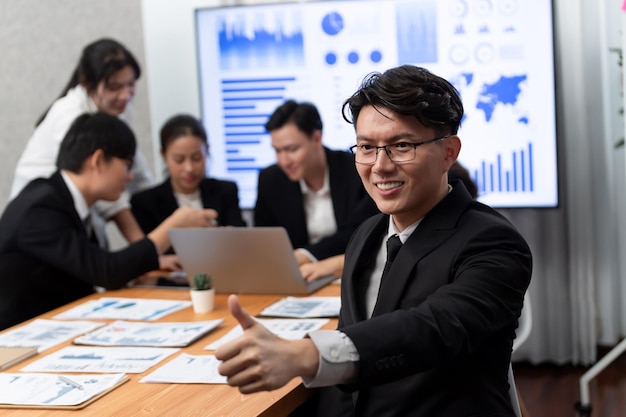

{"left": 131, "top": 114, "right": 246, "bottom": 285}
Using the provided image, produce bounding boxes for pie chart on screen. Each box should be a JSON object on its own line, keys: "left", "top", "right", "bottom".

{"left": 322, "top": 11, "right": 343, "bottom": 35}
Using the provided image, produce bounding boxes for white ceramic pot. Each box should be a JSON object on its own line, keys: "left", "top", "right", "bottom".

{"left": 190, "top": 288, "right": 215, "bottom": 313}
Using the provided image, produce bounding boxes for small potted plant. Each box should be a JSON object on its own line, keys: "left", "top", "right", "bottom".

{"left": 189, "top": 273, "right": 214, "bottom": 313}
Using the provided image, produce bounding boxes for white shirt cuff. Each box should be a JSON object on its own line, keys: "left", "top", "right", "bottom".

{"left": 296, "top": 248, "right": 318, "bottom": 263}
{"left": 93, "top": 191, "right": 131, "bottom": 220}
{"left": 302, "top": 330, "right": 359, "bottom": 388}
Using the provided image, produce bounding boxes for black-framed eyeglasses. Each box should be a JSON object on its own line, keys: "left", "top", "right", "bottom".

{"left": 349, "top": 136, "right": 449, "bottom": 165}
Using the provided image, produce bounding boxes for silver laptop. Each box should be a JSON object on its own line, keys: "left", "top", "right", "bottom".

{"left": 168, "top": 227, "right": 336, "bottom": 294}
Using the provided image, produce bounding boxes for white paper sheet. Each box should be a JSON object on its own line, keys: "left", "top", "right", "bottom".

{"left": 140, "top": 353, "right": 227, "bottom": 384}
{"left": 73, "top": 320, "right": 224, "bottom": 347}
{"left": 0, "top": 319, "right": 104, "bottom": 352}
{"left": 205, "top": 318, "right": 329, "bottom": 350}
{"left": 0, "top": 373, "right": 127, "bottom": 407}
{"left": 21, "top": 346, "right": 179, "bottom": 374}
{"left": 258, "top": 296, "right": 341, "bottom": 318}
{"left": 53, "top": 297, "right": 192, "bottom": 321}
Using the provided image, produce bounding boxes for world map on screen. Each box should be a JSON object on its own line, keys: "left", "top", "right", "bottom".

{"left": 455, "top": 73, "right": 528, "bottom": 123}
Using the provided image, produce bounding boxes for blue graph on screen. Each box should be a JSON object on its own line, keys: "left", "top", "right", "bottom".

{"left": 322, "top": 11, "right": 343, "bottom": 35}
{"left": 196, "top": 0, "right": 557, "bottom": 208}
{"left": 221, "top": 77, "right": 296, "bottom": 173}
{"left": 473, "top": 143, "right": 534, "bottom": 195}
{"left": 396, "top": 2, "right": 438, "bottom": 63}
{"left": 217, "top": 11, "right": 304, "bottom": 70}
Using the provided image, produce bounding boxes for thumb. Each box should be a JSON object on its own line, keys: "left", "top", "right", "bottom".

{"left": 228, "top": 294, "right": 256, "bottom": 330}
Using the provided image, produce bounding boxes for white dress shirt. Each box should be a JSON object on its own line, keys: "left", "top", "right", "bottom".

{"left": 59, "top": 170, "right": 106, "bottom": 249}
{"left": 174, "top": 190, "right": 203, "bottom": 210}
{"left": 297, "top": 169, "right": 337, "bottom": 261}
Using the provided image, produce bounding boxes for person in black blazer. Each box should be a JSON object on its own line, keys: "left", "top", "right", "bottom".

{"left": 131, "top": 114, "right": 245, "bottom": 285}
{"left": 132, "top": 177, "right": 244, "bottom": 233}
{"left": 0, "top": 113, "right": 218, "bottom": 330}
{"left": 131, "top": 114, "right": 245, "bottom": 234}
{"left": 215, "top": 65, "right": 532, "bottom": 417}
{"left": 254, "top": 100, "right": 378, "bottom": 265}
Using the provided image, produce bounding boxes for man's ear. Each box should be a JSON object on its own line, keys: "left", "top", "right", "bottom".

{"left": 86, "top": 149, "right": 106, "bottom": 172}
{"left": 311, "top": 129, "right": 323, "bottom": 147}
{"left": 441, "top": 135, "right": 461, "bottom": 172}
{"left": 444, "top": 135, "right": 461, "bottom": 164}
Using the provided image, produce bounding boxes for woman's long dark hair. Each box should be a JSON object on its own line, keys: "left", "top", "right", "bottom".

{"left": 35, "top": 38, "right": 141, "bottom": 127}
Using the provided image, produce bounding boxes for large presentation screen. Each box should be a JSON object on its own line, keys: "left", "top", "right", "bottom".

{"left": 195, "top": 0, "right": 557, "bottom": 209}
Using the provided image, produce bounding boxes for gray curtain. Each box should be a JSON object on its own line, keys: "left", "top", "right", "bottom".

{"left": 509, "top": 0, "right": 626, "bottom": 366}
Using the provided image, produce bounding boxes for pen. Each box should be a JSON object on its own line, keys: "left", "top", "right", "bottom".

{"left": 58, "top": 375, "right": 84, "bottom": 390}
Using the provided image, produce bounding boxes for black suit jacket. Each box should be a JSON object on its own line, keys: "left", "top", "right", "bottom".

{"left": 0, "top": 171, "right": 159, "bottom": 331}
{"left": 333, "top": 182, "right": 532, "bottom": 416}
{"left": 131, "top": 177, "right": 246, "bottom": 235}
{"left": 254, "top": 147, "right": 378, "bottom": 260}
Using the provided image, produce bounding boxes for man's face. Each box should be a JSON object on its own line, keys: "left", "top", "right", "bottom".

{"left": 89, "top": 65, "right": 137, "bottom": 116}
{"left": 354, "top": 105, "right": 459, "bottom": 230}
{"left": 98, "top": 156, "right": 134, "bottom": 201}
{"left": 270, "top": 122, "right": 321, "bottom": 182}
{"left": 163, "top": 135, "right": 207, "bottom": 194}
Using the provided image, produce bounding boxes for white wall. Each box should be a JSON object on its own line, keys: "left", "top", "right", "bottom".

{"left": 141, "top": 0, "right": 289, "bottom": 179}
{"left": 0, "top": 0, "right": 153, "bottom": 211}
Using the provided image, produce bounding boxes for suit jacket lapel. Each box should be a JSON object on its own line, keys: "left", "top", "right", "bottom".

{"left": 199, "top": 178, "right": 217, "bottom": 209}
{"left": 343, "top": 215, "right": 388, "bottom": 322}
{"left": 157, "top": 179, "right": 182, "bottom": 214}
{"left": 326, "top": 147, "right": 347, "bottom": 221}
{"left": 49, "top": 171, "right": 88, "bottom": 232}
{"left": 372, "top": 184, "right": 474, "bottom": 315}
{"left": 283, "top": 179, "right": 308, "bottom": 245}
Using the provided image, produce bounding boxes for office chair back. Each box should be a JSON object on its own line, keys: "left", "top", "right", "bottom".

{"left": 509, "top": 295, "right": 533, "bottom": 417}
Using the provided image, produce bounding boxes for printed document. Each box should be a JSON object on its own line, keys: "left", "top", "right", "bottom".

{"left": 205, "top": 318, "right": 329, "bottom": 350}
{"left": 73, "top": 320, "right": 224, "bottom": 347}
{"left": 140, "top": 353, "right": 227, "bottom": 384}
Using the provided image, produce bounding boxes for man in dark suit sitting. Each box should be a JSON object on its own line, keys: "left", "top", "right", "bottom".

{"left": 216, "top": 65, "right": 533, "bottom": 416}
{"left": 0, "top": 112, "right": 218, "bottom": 330}
{"left": 254, "top": 100, "right": 378, "bottom": 266}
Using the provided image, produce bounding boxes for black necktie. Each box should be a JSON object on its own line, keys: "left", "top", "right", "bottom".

{"left": 83, "top": 214, "right": 97, "bottom": 244}
{"left": 382, "top": 234, "right": 402, "bottom": 279}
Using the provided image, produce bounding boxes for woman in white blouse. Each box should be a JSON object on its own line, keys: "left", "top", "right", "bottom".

{"left": 11, "top": 38, "right": 154, "bottom": 245}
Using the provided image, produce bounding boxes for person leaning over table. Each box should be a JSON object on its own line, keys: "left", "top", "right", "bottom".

{"left": 0, "top": 112, "right": 219, "bottom": 331}
{"left": 10, "top": 38, "right": 154, "bottom": 249}
{"left": 216, "top": 65, "right": 532, "bottom": 417}
{"left": 253, "top": 99, "right": 378, "bottom": 267}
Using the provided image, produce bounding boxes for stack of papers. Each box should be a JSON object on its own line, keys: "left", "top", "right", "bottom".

{"left": 0, "top": 347, "right": 38, "bottom": 370}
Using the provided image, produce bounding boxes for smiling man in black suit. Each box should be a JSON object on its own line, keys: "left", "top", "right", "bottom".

{"left": 217, "top": 66, "right": 532, "bottom": 417}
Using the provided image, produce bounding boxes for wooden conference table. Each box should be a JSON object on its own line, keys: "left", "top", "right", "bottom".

{"left": 0, "top": 283, "right": 340, "bottom": 417}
